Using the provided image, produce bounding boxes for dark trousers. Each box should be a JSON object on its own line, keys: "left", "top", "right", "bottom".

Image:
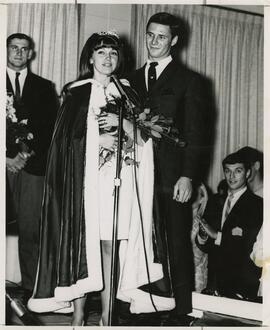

{"left": 156, "top": 189, "right": 194, "bottom": 315}
{"left": 7, "top": 170, "right": 44, "bottom": 291}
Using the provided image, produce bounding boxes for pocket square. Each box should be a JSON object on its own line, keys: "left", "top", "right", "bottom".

{"left": 232, "top": 227, "right": 243, "bottom": 236}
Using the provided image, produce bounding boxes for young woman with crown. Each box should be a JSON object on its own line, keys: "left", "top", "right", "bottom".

{"left": 28, "top": 31, "right": 175, "bottom": 326}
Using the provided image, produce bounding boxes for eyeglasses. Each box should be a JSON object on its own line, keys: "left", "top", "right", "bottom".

{"left": 8, "top": 45, "right": 30, "bottom": 54}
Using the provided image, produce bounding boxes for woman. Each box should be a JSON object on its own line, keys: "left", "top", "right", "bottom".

{"left": 28, "top": 32, "right": 174, "bottom": 326}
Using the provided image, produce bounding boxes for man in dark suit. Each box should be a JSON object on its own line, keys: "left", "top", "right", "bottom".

{"left": 196, "top": 152, "right": 263, "bottom": 301}
{"left": 128, "top": 12, "right": 208, "bottom": 325}
{"left": 6, "top": 33, "right": 58, "bottom": 298}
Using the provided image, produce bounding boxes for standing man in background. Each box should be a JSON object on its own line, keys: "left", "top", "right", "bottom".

{"left": 237, "top": 146, "right": 263, "bottom": 198}
{"left": 6, "top": 33, "right": 58, "bottom": 301}
{"left": 129, "top": 12, "right": 208, "bottom": 325}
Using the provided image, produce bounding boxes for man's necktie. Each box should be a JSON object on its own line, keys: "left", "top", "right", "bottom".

{"left": 15, "top": 72, "right": 21, "bottom": 104}
{"left": 222, "top": 192, "right": 234, "bottom": 227}
{"left": 148, "top": 62, "right": 158, "bottom": 92}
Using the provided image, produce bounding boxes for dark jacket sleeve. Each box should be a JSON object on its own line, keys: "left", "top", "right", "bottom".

{"left": 180, "top": 72, "right": 208, "bottom": 179}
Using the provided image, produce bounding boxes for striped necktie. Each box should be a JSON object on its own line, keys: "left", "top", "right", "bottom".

{"left": 222, "top": 192, "right": 234, "bottom": 227}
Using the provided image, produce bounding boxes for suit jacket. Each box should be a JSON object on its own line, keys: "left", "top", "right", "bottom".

{"left": 196, "top": 189, "right": 263, "bottom": 299}
{"left": 6, "top": 71, "right": 58, "bottom": 176}
{"left": 128, "top": 60, "right": 208, "bottom": 190}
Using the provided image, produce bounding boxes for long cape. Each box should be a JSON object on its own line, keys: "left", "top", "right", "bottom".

{"left": 28, "top": 79, "right": 175, "bottom": 314}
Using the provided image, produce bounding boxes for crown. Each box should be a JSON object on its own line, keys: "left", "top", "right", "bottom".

{"left": 98, "top": 30, "right": 119, "bottom": 39}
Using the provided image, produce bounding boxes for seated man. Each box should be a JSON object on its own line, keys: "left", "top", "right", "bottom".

{"left": 196, "top": 151, "right": 263, "bottom": 302}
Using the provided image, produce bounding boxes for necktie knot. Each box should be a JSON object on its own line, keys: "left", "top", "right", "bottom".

{"left": 228, "top": 192, "right": 234, "bottom": 200}
{"left": 149, "top": 62, "right": 158, "bottom": 68}
{"left": 148, "top": 62, "right": 158, "bottom": 92}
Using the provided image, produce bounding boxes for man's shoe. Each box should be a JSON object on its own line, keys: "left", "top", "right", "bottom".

{"left": 162, "top": 314, "right": 196, "bottom": 326}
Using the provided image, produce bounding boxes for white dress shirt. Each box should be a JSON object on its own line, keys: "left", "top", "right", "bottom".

{"left": 145, "top": 55, "right": 172, "bottom": 90}
{"left": 7, "top": 67, "right": 28, "bottom": 97}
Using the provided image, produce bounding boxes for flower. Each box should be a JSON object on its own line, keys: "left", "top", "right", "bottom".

{"left": 97, "top": 97, "right": 136, "bottom": 169}
{"left": 6, "top": 93, "right": 34, "bottom": 156}
{"left": 135, "top": 108, "right": 186, "bottom": 147}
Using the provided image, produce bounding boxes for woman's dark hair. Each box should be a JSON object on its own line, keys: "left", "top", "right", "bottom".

{"left": 78, "top": 33, "right": 124, "bottom": 80}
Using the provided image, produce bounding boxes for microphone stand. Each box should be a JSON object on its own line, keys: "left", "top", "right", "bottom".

{"left": 108, "top": 76, "right": 132, "bottom": 326}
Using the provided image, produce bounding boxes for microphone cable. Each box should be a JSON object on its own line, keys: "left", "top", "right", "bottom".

{"left": 130, "top": 106, "right": 158, "bottom": 313}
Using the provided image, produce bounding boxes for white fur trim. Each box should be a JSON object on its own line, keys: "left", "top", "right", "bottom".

{"left": 28, "top": 297, "right": 73, "bottom": 313}
{"left": 122, "top": 289, "right": 175, "bottom": 314}
{"left": 117, "top": 139, "right": 175, "bottom": 313}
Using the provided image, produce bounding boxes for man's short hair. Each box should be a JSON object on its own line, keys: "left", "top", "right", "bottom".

{"left": 237, "top": 146, "right": 263, "bottom": 177}
{"left": 7, "top": 33, "right": 34, "bottom": 49}
{"left": 146, "top": 12, "right": 180, "bottom": 38}
{"left": 222, "top": 151, "right": 251, "bottom": 172}
{"left": 237, "top": 146, "right": 263, "bottom": 164}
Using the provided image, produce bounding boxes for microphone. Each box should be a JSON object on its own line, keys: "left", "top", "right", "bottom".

{"left": 110, "top": 75, "right": 134, "bottom": 109}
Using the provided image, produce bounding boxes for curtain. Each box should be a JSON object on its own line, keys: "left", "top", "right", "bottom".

{"left": 7, "top": 4, "right": 79, "bottom": 95}
{"left": 131, "top": 5, "right": 263, "bottom": 191}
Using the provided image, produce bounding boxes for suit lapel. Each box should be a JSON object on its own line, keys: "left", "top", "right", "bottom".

{"left": 223, "top": 190, "right": 248, "bottom": 229}
{"left": 22, "top": 72, "right": 33, "bottom": 100}
{"left": 6, "top": 73, "right": 14, "bottom": 95}
{"left": 151, "top": 61, "right": 177, "bottom": 92}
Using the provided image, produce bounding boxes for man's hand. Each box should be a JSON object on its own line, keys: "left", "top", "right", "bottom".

{"left": 198, "top": 217, "right": 218, "bottom": 240}
{"left": 6, "top": 152, "right": 30, "bottom": 173}
{"left": 173, "top": 176, "right": 192, "bottom": 203}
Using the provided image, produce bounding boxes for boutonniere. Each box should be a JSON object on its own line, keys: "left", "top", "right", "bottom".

{"left": 231, "top": 227, "right": 243, "bottom": 237}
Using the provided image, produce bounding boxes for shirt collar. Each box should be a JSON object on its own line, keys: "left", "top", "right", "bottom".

{"left": 228, "top": 186, "right": 247, "bottom": 200}
{"left": 7, "top": 67, "right": 28, "bottom": 79}
{"left": 147, "top": 55, "right": 172, "bottom": 68}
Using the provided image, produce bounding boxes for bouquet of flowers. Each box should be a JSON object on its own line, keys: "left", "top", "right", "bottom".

{"left": 97, "top": 97, "right": 136, "bottom": 168}
{"left": 135, "top": 108, "right": 186, "bottom": 147}
{"left": 6, "top": 94, "right": 34, "bottom": 157}
{"left": 97, "top": 96, "right": 185, "bottom": 168}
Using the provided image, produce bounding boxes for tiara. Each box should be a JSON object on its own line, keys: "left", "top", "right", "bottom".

{"left": 98, "top": 30, "right": 119, "bottom": 39}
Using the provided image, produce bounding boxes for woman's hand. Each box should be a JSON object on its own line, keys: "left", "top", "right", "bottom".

{"left": 98, "top": 113, "right": 118, "bottom": 129}
{"left": 99, "top": 133, "right": 118, "bottom": 151}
